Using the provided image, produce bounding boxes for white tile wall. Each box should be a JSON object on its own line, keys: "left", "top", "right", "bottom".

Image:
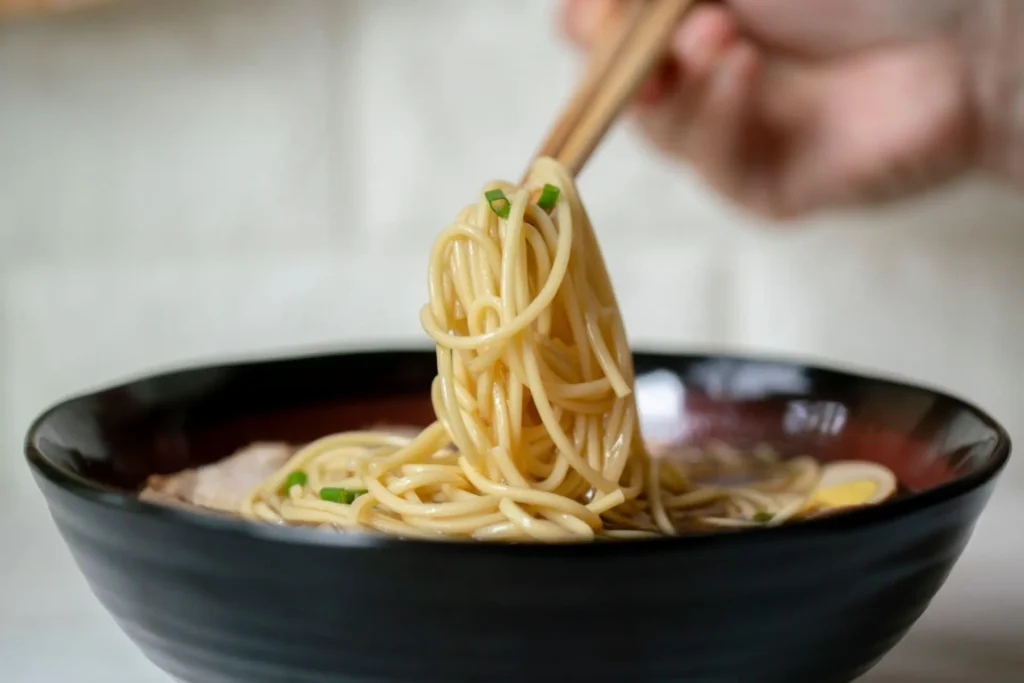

{"left": 3, "top": 1, "right": 1024, "bottom": 681}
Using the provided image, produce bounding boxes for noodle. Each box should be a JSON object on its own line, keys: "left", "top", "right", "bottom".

{"left": 240, "top": 158, "right": 826, "bottom": 541}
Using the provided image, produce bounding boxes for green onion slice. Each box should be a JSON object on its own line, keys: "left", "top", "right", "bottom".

{"left": 485, "top": 188, "right": 511, "bottom": 219}
{"left": 753, "top": 512, "right": 774, "bottom": 523}
{"left": 280, "top": 470, "right": 308, "bottom": 495}
{"left": 319, "top": 487, "right": 367, "bottom": 505}
{"left": 537, "top": 184, "right": 561, "bottom": 212}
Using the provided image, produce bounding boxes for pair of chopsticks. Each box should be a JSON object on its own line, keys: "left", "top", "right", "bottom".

{"left": 529, "top": 0, "right": 696, "bottom": 180}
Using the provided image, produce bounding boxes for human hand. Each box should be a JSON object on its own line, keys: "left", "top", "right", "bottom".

{"left": 562, "top": 0, "right": 1020, "bottom": 218}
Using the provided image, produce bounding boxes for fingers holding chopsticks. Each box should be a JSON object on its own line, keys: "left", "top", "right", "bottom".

{"left": 561, "top": 0, "right": 770, "bottom": 210}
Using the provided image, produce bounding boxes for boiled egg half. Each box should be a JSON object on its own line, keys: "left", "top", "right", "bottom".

{"left": 808, "top": 461, "right": 898, "bottom": 511}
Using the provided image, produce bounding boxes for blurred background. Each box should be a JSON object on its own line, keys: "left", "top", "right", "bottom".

{"left": 2, "top": 1, "right": 1023, "bottom": 681}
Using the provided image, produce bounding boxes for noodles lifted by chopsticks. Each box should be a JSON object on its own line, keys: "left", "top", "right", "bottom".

{"left": 240, "top": 158, "right": 820, "bottom": 541}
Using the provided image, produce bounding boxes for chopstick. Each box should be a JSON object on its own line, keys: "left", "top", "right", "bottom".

{"left": 529, "top": 0, "right": 696, "bottom": 180}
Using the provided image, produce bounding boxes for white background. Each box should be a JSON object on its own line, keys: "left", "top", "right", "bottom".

{"left": 2, "top": 1, "right": 1023, "bottom": 681}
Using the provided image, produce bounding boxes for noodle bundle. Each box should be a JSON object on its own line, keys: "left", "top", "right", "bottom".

{"left": 240, "top": 158, "right": 827, "bottom": 541}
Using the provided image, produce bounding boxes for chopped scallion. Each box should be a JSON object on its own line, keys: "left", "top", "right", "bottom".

{"left": 753, "top": 512, "right": 774, "bottom": 523}
{"left": 537, "top": 184, "right": 561, "bottom": 211}
{"left": 280, "top": 470, "right": 308, "bottom": 495}
{"left": 320, "top": 487, "right": 367, "bottom": 505}
{"left": 485, "top": 188, "right": 511, "bottom": 219}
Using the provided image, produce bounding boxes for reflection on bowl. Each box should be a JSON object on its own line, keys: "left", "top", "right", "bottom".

{"left": 25, "top": 350, "right": 1010, "bottom": 683}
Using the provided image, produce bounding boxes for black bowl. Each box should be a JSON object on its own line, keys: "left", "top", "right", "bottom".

{"left": 25, "top": 349, "right": 1009, "bottom": 683}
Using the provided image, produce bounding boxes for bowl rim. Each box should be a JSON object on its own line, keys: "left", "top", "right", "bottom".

{"left": 24, "top": 346, "right": 1012, "bottom": 556}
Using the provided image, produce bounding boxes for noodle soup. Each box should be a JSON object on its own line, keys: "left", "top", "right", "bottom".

{"left": 140, "top": 159, "right": 899, "bottom": 542}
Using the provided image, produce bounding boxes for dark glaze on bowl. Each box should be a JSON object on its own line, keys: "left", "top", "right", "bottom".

{"left": 25, "top": 350, "right": 1010, "bottom": 683}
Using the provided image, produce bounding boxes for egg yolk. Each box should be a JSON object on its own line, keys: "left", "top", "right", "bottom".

{"left": 810, "top": 479, "right": 879, "bottom": 508}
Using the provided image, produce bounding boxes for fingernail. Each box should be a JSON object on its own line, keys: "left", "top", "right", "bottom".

{"left": 672, "top": 22, "right": 706, "bottom": 64}
{"left": 561, "top": 0, "right": 583, "bottom": 43}
{"left": 579, "top": 0, "right": 616, "bottom": 43}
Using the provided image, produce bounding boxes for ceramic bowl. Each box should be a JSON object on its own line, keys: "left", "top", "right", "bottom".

{"left": 25, "top": 350, "right": 1010, "bottom": 683}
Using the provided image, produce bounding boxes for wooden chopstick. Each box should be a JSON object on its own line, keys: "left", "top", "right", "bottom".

{"left": 533, "top": 0, "right": 650, "bottom": 164}
{"left": 529, "top": 0, "right": 695, "bottom": 180}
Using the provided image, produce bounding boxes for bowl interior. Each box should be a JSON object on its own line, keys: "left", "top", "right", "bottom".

{"left": 27, "top": 350, "right": 1009, "bottom": 502}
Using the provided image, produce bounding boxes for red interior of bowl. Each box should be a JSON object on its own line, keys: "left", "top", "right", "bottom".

{"left": 28, "top": 350, "right": 1006, "bottom": 498}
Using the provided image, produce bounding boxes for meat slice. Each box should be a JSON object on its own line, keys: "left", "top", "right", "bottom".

{"left": 139, "top": 426, "right": 424, "bottom": 515}
{"left": 141, "top": 442, "right": 293, "bottom": 513}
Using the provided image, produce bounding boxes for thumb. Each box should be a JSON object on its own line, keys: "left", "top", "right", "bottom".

{"left": 561, "top": 0, "right": 620, "bottom": 49}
